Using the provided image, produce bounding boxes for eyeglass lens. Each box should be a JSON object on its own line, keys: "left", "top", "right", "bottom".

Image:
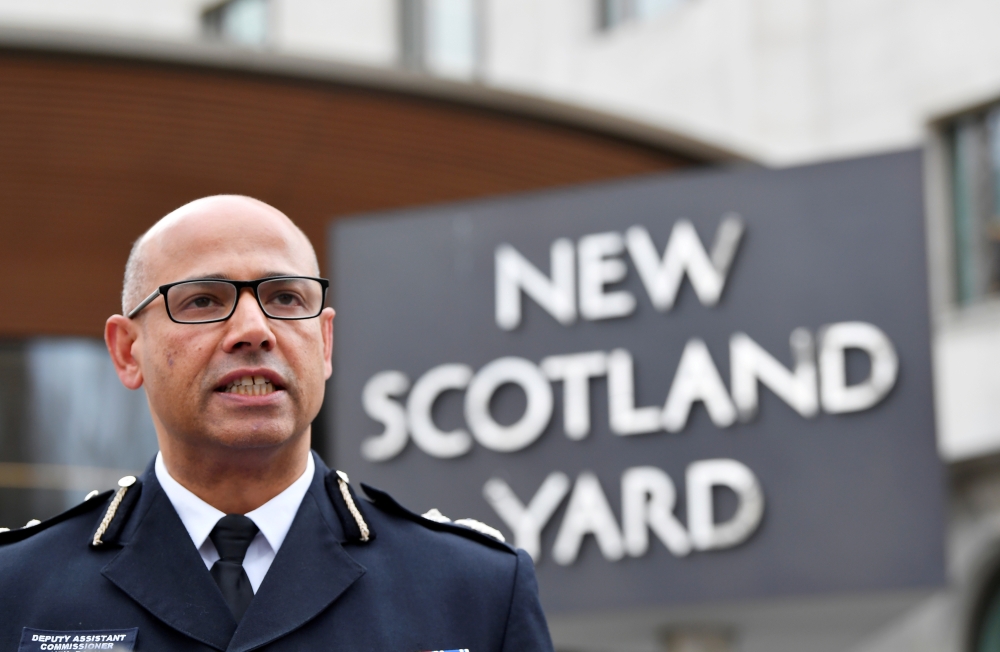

{"left": 165, "top": 278, "right": 325, "bottom": 323}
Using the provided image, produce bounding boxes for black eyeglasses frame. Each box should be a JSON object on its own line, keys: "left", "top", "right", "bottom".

{"left": 126, "top": 276, "right": 330, "bottom": 324}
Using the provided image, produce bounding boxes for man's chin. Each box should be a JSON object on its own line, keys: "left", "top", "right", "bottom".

{"left": 197, "top": 423, "right": 300, "bottom": 452}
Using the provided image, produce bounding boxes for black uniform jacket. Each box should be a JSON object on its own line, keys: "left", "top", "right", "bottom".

{"left": 0, "top": 453, "right": 554, "bottom": 652}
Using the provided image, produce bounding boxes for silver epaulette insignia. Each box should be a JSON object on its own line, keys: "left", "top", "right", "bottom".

{"left": 454, "top": 518, "right": 505, "bottom": 542}
{"left": 421, "top": 509, "right": 505, "bottom": 542}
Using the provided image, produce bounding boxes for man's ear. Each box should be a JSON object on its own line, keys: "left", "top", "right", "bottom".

{"left": 105, "top": 315, "right": 144, "bottom": 390}
{"left": 321, "top": 307, "right": 335, "bottom": 380}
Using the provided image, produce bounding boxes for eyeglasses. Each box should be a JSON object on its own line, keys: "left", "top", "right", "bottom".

{"left": 127, "top": 276, "right": 330, "bottom": 324}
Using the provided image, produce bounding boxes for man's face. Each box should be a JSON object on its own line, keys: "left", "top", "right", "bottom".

{"left": 128, "top": 201, "right": 333, "bottom": 455}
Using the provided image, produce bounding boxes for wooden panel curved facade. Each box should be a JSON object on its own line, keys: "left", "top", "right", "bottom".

{"left": 0, "top": 49, "right": 702, "bottom": 337}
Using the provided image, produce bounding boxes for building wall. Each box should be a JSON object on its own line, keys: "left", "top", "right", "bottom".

{"left": 935, "top": 306, "right": 1000, "bottom": 462}
{"left": 0, "top": 0, "right": 399, "bottom": 65}
{"left": 1, "top": 0, "right": 998, "bottom": 168}
{"left": 485, "top": 0, "right": 1000, "bottom": 166}
{"left": 273, "top": 0, "right": 396, "bottom": 65}
{"left": 0, "top": 50, "right": 697, "bottom": 338}
{"left": 0, "top": 0, "right": 206, "bottom": 41}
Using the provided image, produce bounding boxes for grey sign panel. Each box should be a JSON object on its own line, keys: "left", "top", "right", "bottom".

{"left": 329, "top": 150, "right": 946, "bottom": 614}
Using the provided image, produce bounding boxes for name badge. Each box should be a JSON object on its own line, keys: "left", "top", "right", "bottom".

{"left": 19, "top": 628, "right": 138, "bottom": 651}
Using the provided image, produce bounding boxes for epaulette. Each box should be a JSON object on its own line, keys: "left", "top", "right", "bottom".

{"left": 90, "top": 475, "right": 143, "bottom": 547}
{"left": 324, "top": 469, "right": 374, "bottom": 544}
{"left": 0, "top": 488, "right": 113, "bottom": 545}
{"left": 361, "top": 483, "right": 513, "bottom": 554}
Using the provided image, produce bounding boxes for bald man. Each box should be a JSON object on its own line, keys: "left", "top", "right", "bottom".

{"left": 0, "top": 196, "right": 554, "bottom": 652}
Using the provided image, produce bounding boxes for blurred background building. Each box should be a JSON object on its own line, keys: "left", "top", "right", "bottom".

{"left": 0, "top": 1, "right": 999, "bottom": 651}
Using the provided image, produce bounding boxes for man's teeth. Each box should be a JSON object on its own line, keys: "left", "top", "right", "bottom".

{"left": 225, "top": 375, "right": 276, "bottom": 396}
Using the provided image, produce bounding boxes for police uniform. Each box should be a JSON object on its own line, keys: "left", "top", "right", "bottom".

{"left": 0, "top": 452, "right": 554, "bottom": 652}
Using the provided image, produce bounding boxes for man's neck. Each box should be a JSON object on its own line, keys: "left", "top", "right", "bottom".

{"left": 157, "top": 434, "right": 312, "bottom": 514}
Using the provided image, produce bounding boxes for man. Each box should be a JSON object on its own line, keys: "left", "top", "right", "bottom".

{"left": 0, "top": 196, "right": 554, "bottom": 651}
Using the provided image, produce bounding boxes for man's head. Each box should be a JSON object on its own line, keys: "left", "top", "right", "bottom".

{"left": 105, "top": 196, "right": 334, "bottom": 462}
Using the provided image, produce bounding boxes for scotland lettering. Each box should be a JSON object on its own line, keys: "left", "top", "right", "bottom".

{"left": 357, "top": 216, "right": 899, "bottom": 565}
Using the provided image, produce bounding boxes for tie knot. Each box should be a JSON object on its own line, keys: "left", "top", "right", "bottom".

{"left": 209, "top": 514, "right": 259, "bottom": 563}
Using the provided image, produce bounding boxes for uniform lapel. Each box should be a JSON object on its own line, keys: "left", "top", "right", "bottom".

{"left": 226, "top": 459, "right": 367, "bottom": 652}
{"left": 101, "top": 472, "right": 237, "bottom": 651}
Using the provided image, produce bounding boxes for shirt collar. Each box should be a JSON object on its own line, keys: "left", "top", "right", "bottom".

{"left": 245, "top": 453, "right": 314, "bottom": 552}
{"left": 155, "top": 451, "right": 315, "bottom": 554}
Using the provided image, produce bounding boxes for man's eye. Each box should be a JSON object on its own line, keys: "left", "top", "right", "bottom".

{"left": 272, "top": 292, "right": 303, "bottom": 306}
{"left": 179, "top": 295, "right": 223, "bottom": 311}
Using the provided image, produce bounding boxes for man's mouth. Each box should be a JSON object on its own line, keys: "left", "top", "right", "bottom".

{"left": 222, "top": 375, "right": 279, "bottom": 396}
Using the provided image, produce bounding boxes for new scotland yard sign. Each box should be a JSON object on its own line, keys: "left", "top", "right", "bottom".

{"left": 329, "top": 150, "right": 946, "bottom": 614}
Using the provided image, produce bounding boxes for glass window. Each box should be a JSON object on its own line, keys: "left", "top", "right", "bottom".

{"left": 974, "top": 566, "right": 1000, "bottom": 652}
{"left": 0, "top": 339, "right": 158, "bottom": 529}
{"left": 0, "top": 337, "right": 330, "bottom": 529}
{"left": 399, "top": 0, "right": 482, "bottom": 80}
{"left": 425, "top": 0, "right": 480, "bottom": 79}
{"left": 203, "top": 0, "right": 270, "bottom": 48}
{"left": 948, "top": 104, "right": 1000, "bottom": 305}
{"left": 597, "top": 0, "right": 686, "bottom": 31}
{"left": 598, "top": 0, "right": 632, "bottom": 30}
{"left": 634, "top": 0, "right": 684, "bottom": 20}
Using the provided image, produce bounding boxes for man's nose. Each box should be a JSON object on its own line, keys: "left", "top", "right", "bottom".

{"left": 222, "top": 288, "right": 276, "bottom": 352}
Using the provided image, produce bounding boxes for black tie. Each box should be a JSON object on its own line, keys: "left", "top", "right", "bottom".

{"left": 209, "top": 514, "right": 259, "bottom": 622}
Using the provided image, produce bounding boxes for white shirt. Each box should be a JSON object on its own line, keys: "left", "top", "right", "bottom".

{"left": 154, "top": 451, "right": 315, "bottom": 593}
